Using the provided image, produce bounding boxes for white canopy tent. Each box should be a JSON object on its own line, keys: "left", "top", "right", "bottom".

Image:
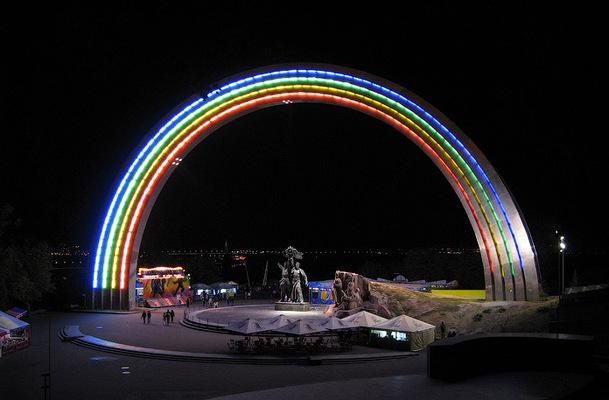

{"left": 320, "top": 316, "right": 356, "bottom": 330}
{"left": 272, "top": 319, "right": 328, "bottom": 336}
{"left": 258, "top": 314, "right": 293, "bottom": 330}
{"left": 373, "top": 314, "right": 436, "bottom": 351}
{"left": 225, "top": 318, "right": 269, "bottom": 335}
{"left": 341, "top": 311, "right": 388, "bottom": 328}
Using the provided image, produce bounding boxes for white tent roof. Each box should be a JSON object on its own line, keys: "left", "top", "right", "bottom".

{"left": 373, "top": 314, "right": 435, "bottom": 332}
{"left": 210, "top": 281, "right": 239, "bottom": 289}
{"left": 341, "top": 311, "right": 388, "bottom": 328}
{"left": 272, "top": 319, "right": 328, "bottom": 335}
{"left": 0, "top": 311, "right": 29, "bottom": 332}
{"left": 259, "top": 314, "right": 293, "bottom": 330}
{"left": 320, "top": 316, "right": 356, "bottom": 330}
{"left": 225, "top": 318, "right": 269, "bottom": 335}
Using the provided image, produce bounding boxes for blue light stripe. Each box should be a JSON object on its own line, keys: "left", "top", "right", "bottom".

{"left": 92, "top": 98, "right": 205, "bottom": 288}
{"left": 205, "top": 68, "right": 525, "bottom": 273}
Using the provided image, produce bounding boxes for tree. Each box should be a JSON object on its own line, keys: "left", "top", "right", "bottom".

{"left": 0, "top": 204, "right": 54, "bottom": 310}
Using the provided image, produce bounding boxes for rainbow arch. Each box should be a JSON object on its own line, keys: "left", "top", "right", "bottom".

{"left": 91, "top": 64, "right": 540, "bottom": 309}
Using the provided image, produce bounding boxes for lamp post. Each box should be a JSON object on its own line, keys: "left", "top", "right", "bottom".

{"left": 559, "top": 235, "right": 567, "bottom": 295}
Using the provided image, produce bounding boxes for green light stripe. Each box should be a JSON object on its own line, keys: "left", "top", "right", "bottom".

{"left": 102, "top": 77, "right": 513, "bottom": 289}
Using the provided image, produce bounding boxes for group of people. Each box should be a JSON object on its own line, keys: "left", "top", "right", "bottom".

{"left": 140, "top": 310, "right": 151, "bottom": 324}
{"left": 163, "top": 309, "right": 175, "bottom": 325}
{"left": 205, "top": 294, "right": 220, "bottom": 308}
{"left": 201, "top": 291, "right": 236, "bottom": 308}
{"left": 228, "top": 334, "right": 350, "bottom": 355}
{"left": 140, "top": 309, "right": 175, "bottom": 325}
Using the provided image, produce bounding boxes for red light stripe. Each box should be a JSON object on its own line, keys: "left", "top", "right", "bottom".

{"left": 119, "top": 92, "right": 494, "bottom": 288}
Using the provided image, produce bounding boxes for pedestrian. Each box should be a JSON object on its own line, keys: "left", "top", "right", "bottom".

{"left": 146, "top": 310, "right": 151, "bottom": 324}
{"left": 141, "top": 310, "right": 147, "bottom": 324}
{"left": 440, "top": 321, "right": 446, "bottom": 339}
{"left": 170, "top": 309, "right": 175, "bottom": 323}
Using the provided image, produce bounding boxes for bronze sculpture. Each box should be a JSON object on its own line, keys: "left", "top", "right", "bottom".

{"left": 277, "top": 262, "right": 291, "bottom": 302}
{"left": 290, "top": 262, "right": 308, "bottom": 303}
{"left": 277, "top": 246, "right": 308, "bottom": 303}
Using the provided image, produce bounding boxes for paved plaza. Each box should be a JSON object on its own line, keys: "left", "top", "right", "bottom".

{"left": 0, "top": 305, "right": 603, "bottom": 399}
{"left": 189, "top": 302, "right": 329, "bottom": 326}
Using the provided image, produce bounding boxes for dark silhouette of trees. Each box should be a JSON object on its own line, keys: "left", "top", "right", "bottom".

{"left": 0, "top": 204, "right": 54, "bottom": 310}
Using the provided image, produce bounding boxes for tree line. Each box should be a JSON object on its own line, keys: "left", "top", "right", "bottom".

{"left": 0, "top": 204, "right": 54, "bottom": 310}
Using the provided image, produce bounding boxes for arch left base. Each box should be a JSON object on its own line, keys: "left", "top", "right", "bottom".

{"left": 91, "top": 288, "right": 133, "bottom": 311}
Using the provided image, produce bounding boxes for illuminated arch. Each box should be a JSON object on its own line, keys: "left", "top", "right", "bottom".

{"left": 91, "top": 64, "right": 540, "bottom": 309}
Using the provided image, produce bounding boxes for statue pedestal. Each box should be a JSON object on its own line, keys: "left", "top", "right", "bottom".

{"left": 275, "top": 302, "right": 311, "bottom": 312}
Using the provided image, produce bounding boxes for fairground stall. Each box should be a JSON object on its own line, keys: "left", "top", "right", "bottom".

{"left": 136, "top": 266, "right": 191, "bottom": 307}
{"left": 0, "top": 311, "right": 31, "bottom": 357}
{"left": 308, "top": 280, "right": 335, "bottom": 305}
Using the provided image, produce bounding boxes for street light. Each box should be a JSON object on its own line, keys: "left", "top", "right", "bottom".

{"left": 558, "top": 234, "right": 567, "bottom": 295}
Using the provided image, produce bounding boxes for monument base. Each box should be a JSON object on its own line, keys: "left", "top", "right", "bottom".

{"left": 275, "top": 302, "right": 311, "bottom": 312}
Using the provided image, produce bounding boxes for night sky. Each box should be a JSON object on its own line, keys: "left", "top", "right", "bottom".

{"left": 2, "top": 2, "right": 606, "bottom": 256}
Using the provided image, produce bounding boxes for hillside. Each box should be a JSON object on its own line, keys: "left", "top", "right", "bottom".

{"left": 368, "top": 281, "right": 558, "bottom": 334}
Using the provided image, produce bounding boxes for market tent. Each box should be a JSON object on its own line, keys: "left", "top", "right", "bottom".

{"left": 0, "top": 311, "right": 31, "bottom": 355}
{"left": 190, "top": 283, "right": 212, "bottom": 290}
{"left": 272, "top": 319, "right": 328, "bottom": 336}
{"left": 308, "top": 280, "right": 335, "bottom": 305}
{"left": 373, "top": 314, "right": 436, "bottom": 351}
{"left": 320, "top": 316, "right": 355, "bottom": 330}
{"left": 0, "top": 311, "right": 29, "bottom": 332}
{"left": 259, "top": 314, "right": 293, "bottom": 330}
{"left": 5, "top": 307, "right": 28, "bottom": 319}
{"left": 210, "top": 282, "right": 236, "bottom": 290}
{"left": 342, "top": 311, "right": 387, "bottom": 328}
{"left": 225, "top": 318, "right": 269, "bottom": 335}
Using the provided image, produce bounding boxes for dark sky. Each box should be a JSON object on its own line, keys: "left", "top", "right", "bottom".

{"left": 2, "top": 2, "right": 606, "bottom": 255}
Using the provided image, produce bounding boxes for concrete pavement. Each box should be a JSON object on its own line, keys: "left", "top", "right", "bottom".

{"left": 0, "top": 310, "right": 600, "bottom": 400}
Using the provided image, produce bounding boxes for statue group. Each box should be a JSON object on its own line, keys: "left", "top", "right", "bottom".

{"left": 332, "top": 271, "right": 366, "bottom": 316}
{"left": 277, "top": 246, "right": 308, "bottom": 303}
